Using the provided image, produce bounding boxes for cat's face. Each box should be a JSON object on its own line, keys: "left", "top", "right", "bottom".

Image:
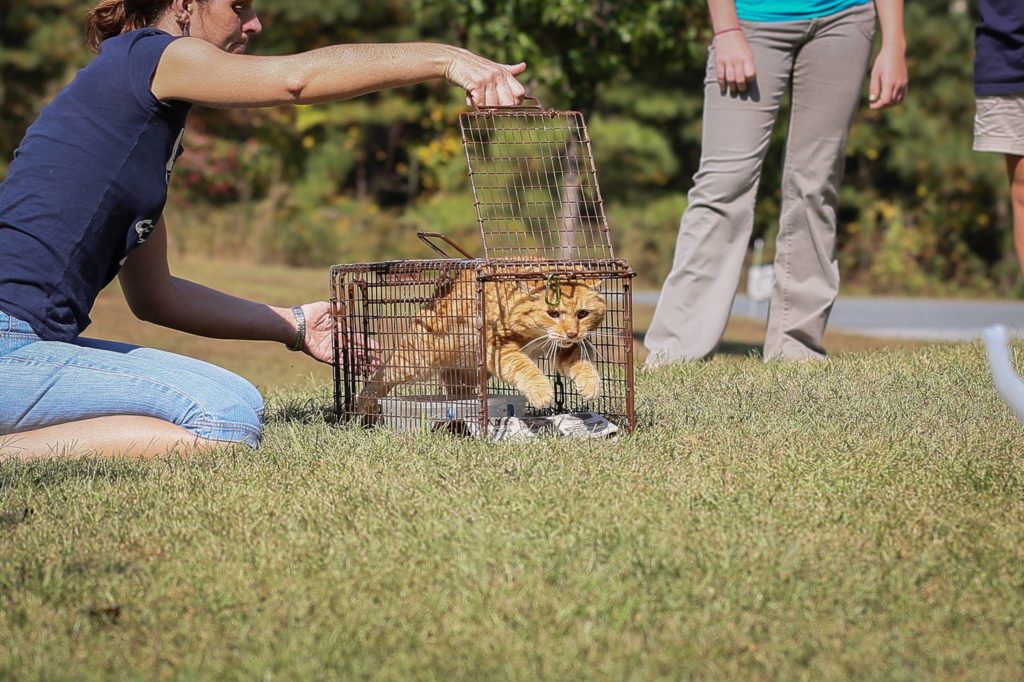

{"left": 517, "top": 280, "right": 607, "bottom": 347}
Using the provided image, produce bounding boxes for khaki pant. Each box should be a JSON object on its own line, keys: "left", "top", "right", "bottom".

{"left": 645, "top": 3, "right": 876, "bottom": 362}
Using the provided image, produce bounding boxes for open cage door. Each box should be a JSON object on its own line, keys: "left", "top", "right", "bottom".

{"left": 459, "top": 98, "right": 615, "bottom": 263}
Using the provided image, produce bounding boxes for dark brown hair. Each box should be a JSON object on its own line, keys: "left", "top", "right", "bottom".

{"left": 85, "top": 0, "right": 171, "bottom": 53}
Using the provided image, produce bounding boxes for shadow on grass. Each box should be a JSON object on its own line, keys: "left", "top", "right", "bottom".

{"left": 631, "top": 330, "right": 763, "bottom": 359}
{"left": 0, "top": 458, "right": 149, "bottom": 491}
{"left": 265, "top": 397, "right": 337, "bottom": 425}
{"left": 718, "top": 340, "right": 764, "bottom": 358}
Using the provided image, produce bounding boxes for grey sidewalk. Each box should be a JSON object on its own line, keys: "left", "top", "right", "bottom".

{"left": 633, "top": 291, "right": 1024, "bottom": 341}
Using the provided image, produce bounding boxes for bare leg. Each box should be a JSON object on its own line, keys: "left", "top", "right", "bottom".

{"left": 0, "top": 416, "right": 224, "bottom": 462}
{"left": 1006, "top": 155, "right": 1024, "bottom": 275}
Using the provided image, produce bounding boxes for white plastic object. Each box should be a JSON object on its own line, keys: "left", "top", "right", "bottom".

{"left": 982, "top": 324, "right": 1024, "bottom": 421}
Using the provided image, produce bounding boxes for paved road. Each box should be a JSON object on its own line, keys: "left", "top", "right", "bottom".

{"left": 633, "top": 291, "right": 1024, "bottom": 341}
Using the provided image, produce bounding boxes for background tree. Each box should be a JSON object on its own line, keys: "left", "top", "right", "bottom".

{"left": 0, "top": 0, "right": 1014, "bottom": 295}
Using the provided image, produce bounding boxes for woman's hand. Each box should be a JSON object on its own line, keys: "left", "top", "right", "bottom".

{"left": 714, "top": 30, "right": 757, "bottom": 94}
{"left": 298, "top": 301, "right": 335, "bottom": 365}
{"left": 868, "top": 43, "right": 908, "bottom": 109}
{"left": 443, "top": 47, "right": 527, "bottom": 107}
{"left": 298, "top": 301, "right": 380, "bottom": 374}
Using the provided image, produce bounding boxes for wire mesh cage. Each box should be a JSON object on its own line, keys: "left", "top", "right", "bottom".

{"left": 331, "top": 100, "right": 636, "bottom": 437}
{"left": 459, "top": 98, "right": 614, "bottom": 262}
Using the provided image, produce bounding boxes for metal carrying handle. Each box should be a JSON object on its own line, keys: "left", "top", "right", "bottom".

{"left": 417, "top": 231, "right": 475, "bottom": 260}
{"left": 469, "top": 95, "right": 546, "bottom": 113}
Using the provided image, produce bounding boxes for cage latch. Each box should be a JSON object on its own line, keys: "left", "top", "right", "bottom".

{"left": 554, "top": 374, "right": 566, "bottom": 411}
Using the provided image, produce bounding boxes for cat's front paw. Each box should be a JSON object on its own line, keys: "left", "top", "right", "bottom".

{"left": 521, "top": 381, "right": 554, "bottom": 410}
{"left": 574, "top": 367, "right": 602, "bottom": 402}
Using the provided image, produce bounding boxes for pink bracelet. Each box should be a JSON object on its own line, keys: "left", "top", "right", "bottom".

{"left": 714, "top": 26, "right": 744, "bottom": 37}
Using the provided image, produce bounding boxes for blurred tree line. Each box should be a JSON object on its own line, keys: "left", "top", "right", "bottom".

{"left": 0, "top": 0, "right": 1015, "bottom": 295}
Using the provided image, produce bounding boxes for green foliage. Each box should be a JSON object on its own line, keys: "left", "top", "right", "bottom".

{"left": 173, "top": 124, "right": 280, "bottom": 204}
{"left": 400, "top": 191, "right": 484, "bottom": 256}
{"left": 415, "top": 0, "right": 707, "bottom": 110}
{"left": 0, "top": 0, "right": 93, "bottom": 174}
{"left": 607, "top": 194, "right": 688, "bottom": 284}
{"left": 1, "top": 0, "right": 1019, "bottom": 296}
{"left": 262, "top": 196, "right": 392, "bottom": 267}
{"left": 590, "top": 115, "right": 679, "bottom": 200}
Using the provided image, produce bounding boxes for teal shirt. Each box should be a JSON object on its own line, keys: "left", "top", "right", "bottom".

{"left": 735, "top": 0, "right": 872, "bottom": 22}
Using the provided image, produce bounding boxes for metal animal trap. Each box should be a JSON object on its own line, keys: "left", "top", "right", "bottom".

{"left": 330, "top": 99, "right": 636, "bottom": 437}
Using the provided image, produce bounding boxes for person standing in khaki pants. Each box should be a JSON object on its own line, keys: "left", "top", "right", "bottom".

{"left": 645, "top": 0, "right": 908, "bottom": 364}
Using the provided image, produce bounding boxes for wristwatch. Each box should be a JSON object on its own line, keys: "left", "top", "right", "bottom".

{"left": 289, "top": 306, "right": 306, "bottom": 352}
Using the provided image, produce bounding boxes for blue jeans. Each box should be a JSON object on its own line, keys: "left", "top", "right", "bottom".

{"left": 0, "top": 310, "right": 263, "bottom": 446}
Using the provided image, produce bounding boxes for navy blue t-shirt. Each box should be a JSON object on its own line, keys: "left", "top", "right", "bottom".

{"left": 975, "top": 0, "right": 1024, "bottom": 96}
{"left": 0, "top": 29, "right": 191, "bottom": 341}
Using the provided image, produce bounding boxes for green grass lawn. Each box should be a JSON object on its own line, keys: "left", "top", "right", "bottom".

{"left": 2, "top": 259, "right": 1023, "bottom": 679}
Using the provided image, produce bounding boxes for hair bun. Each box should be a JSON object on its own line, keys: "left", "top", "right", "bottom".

{"left": 86, "top": 0, "right": 154, "bottom": 53}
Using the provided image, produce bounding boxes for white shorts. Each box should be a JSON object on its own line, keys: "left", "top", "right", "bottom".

{"left": 974, "top": 94, "right": 1024, "bottom": 156}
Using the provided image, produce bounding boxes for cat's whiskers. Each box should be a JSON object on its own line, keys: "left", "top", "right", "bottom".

{"left": 583, "top": 331, "right": 627, "bottom": 349}
{"left": 584, "top": 329, "right": 625, "bottom": 340}
{"left": 578, "top": 341, "right": 590, "bottom": 364}
{"left": 582, "top": 337, "right": 605, "bottom": 362}
{"left": 546, "top": 338, "right": 563, "bottom": 369}
{"left": 521, "top": 336, "right": 552, "bottom": 355}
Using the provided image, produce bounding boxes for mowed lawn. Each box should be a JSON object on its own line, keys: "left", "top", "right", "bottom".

{"left": 2, "top": 257, "right": 1023, "bottom": 679}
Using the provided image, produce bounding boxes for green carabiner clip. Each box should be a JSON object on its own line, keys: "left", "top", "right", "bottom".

{"left": 544, "top": 274, "right": 561, "bottom": 307}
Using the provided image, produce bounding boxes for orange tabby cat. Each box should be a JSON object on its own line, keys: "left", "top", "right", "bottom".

{"left": 352, "top": 268, "right": 606, "bottom": 417}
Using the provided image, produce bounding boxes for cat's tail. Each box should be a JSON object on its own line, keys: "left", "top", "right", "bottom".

{"left": 982, "top": 324, "right": 1024, "bottom": 422}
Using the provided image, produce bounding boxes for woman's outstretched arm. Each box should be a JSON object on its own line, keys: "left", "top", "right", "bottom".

{"left": 152, "top": 39, "right": 526, "bottom": 108}
{"left": 118, "top": 218, "right": 334, "bottom": 363}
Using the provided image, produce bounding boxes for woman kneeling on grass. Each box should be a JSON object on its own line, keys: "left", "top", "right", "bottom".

{"left": 0, "top": 0, "right": 527, "bottom": 460}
